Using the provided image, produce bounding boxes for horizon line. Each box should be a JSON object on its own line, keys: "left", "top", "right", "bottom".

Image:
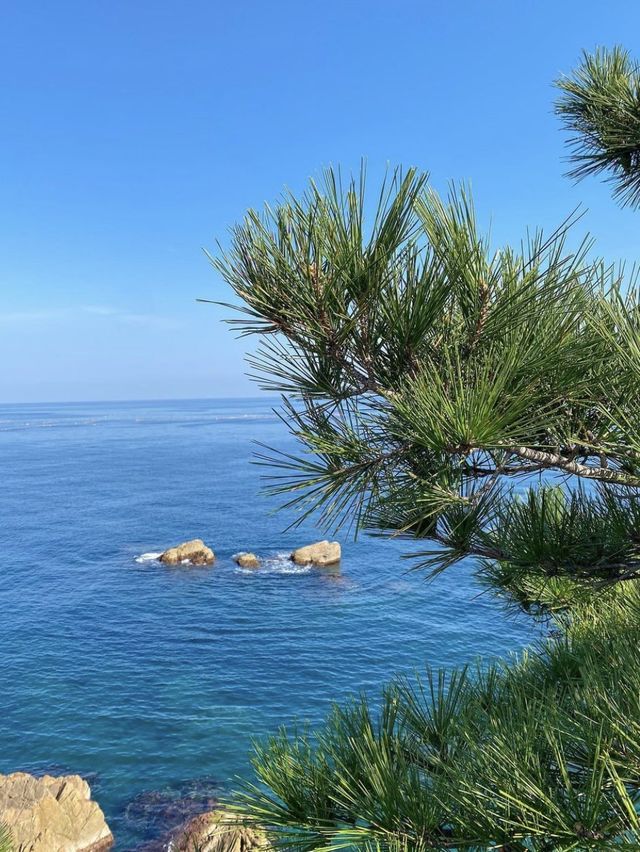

{"left": 0, "top": 394, "right": 281, "bottom": 407}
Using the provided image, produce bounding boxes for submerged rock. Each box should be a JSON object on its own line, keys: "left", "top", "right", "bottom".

{"left": 172, "top": 810, "right": 268, "bottom": 852}
{"left": 122, "top": 777, "right": 221, "bottom": 849}
{"left": 0, "top": 771, "right": 113, "bottom": 851}
{"left": 159, "top": 539, "right": 215, "bottom": 566}
{"left": 291, "top": 540, "right": 341, "bottom": 566}
{"left": 234, "top": 553, "right": 260, "bottom": 569}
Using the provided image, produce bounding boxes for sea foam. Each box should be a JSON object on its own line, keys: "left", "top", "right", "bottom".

{"left": 135, "top": 552, "right": 163, "bottom": 563}
{"left": 233, "top": 551, "right": 312, "bottom": 575}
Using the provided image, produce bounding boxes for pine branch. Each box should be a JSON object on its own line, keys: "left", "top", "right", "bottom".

{"left": 507, "top": 445, "right": 640, "bottom": 486}
{"left": 229, "top": 587, "right": 640, "bottom": 850}
{"left": 556, "top": 46, "right": 640, "bottom": 208}
{"left": 212, "top": 166, "right": 640, "bottom": 591}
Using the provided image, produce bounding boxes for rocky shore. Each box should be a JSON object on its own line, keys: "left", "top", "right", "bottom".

{"left": 0, "top": 772, "right": 268, "bottom": 852}
{"left": 167, "top": 810, "right": 267, "bottom": 852}
{"left": 0, "top": 772, "right": 113, "bottom": 851}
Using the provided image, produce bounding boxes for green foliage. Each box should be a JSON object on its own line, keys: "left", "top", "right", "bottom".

{"left": 229, "top": 588, "right": 640, "bottom": 850}
{"left": 213, "top": 165, "right": 640, "bottom": 600}
{"left": 212, "top": 47, "right": 640, "bottom": 852}
{"left": 556, "top": 46, "right": 640, "bottom": 208}
{"left": 421, "top": 484, "right": 640, "bottom": 596}
{"left": 0, "top": 824, "right": 12, "bottom": 852}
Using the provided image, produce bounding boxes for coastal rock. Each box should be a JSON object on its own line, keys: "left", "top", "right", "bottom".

{"left": 0, "top": 771, "right": 113, "bottom": 851}
{"left": 123, "top": 777, "right": 220, "bottom": 848}
{"left": 172, "top": 810, "right": 268, "bottom": 852}
{"left": 291, "top": 540, "right": 341, "bottom": 567}
{"left": 234, "top": 553, "right": 260, "bottom": 569}
{"left": 159, "top": 539, "right": 215, "bottom": 566}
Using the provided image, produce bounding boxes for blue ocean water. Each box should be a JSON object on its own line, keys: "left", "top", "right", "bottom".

{"left": 0, "top": 398, "right": 535, "bottom": 848}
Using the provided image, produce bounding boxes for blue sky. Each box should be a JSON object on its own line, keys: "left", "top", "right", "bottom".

{"left": 2, "top": 0, "right": 640, "bottom": 402}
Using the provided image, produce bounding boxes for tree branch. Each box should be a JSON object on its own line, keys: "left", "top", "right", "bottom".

{"left": 506, "top": 445, "right": 640, "bottom": 486}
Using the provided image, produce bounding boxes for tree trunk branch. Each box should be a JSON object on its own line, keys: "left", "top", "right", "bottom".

{"left": 507, "top": 445, "right": 640, "bottom": 486}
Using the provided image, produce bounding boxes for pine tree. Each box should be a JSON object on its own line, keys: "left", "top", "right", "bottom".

{"left": 211, "top": 48, "right": 640, "bottom": 850}
{"left": 556, "top": 46, "right": 640, "bottom": 208}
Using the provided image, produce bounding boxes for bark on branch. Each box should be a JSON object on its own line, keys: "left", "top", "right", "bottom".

{"left": 507, "top": 445, "right": 640, "bottom": 487}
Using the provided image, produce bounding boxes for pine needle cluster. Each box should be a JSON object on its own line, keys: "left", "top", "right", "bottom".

{"left": 232, "top": 587, "right": 640, "bottom": 850}
{"left": 556, "top": 46, "right": 640, "bottom": 207}
{"left": 210, "top": 47, "right": 640, "bottom": 851}
{"left": 214, "top": 166, "right": 640, "bottom": 602}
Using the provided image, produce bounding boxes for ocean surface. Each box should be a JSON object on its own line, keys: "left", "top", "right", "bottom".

{"left": 0, "top": 398, "right": 536, "bottom": 849}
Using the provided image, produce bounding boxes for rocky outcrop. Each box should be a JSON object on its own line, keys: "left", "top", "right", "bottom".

{"left": 234, "top": 553, "right": 260, "bottom": 569}
{"left": 291, "top": 540, "right": 341, "bottom": 566}
{"left": 0, "top": 772, "right": 113, "bottom": 851}
{"left": 123, "top": 777, "right": 220, "bottom": 850}
{"left": 172, "top": 810, "right": 268, "bottom": 852}
{"left": 159, "top": 539, "right": 215, "bottom": 566}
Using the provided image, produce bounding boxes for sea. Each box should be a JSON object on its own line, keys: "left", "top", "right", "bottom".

{"left": 0, "top": 398, "right": 536, "bottom": 849}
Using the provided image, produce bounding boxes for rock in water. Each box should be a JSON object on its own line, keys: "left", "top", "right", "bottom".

{"left": 291, "top": 540, "right": 341, "bottom": 566}
{"left": 159, "top": 539, "right": 215, "bottom": 566}
{"left": 122, "top": 777, "right": 221, "bottom": 849}
{"left": 172, "top": 810, "right": 268, "bottom": 852}
{"left": 0, "top": 772, "right": 113, "bottom": 851}
{"left": 234, "top": 553, "right": 260, "bottom": 569}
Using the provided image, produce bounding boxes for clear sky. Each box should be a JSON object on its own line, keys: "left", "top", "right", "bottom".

{"left": 2, "top": 0, "right": 640, "bottom": 402}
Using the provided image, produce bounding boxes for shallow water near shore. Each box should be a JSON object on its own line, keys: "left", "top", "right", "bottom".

{"left": 0, "top": 398, "right": 536, "bottom": 848}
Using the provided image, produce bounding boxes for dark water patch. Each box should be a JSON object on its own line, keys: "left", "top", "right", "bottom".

{"left": 120, "top": 777, "right": 222, "bottom": 851}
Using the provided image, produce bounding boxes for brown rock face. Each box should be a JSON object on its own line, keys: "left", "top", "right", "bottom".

{"left": 159, "top": 539, "right": 215, "bottom": 566}
{"left": 291, "top": 540, "right": 341, "bottom": 566}
{"left": 234, "top": 553, "right": 260, "bottom": 569}
{"left": 172, "top": 810, "right": 268, "bottom": 852}
{"left": 0, "top": 772, "right": 113, "bottom": 852}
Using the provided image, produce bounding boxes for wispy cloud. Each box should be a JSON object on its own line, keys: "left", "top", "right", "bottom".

{"left": 83, "top": 305, "right": 184, "bottom": 329}
{"left": 0, "top": 308, "right": 71, "bottom": 323}
{"left": 0, "top": 305, "right": 184, "bottom": 329}
{"left": 82, "top": 305, "right": 119, "bottom": 317}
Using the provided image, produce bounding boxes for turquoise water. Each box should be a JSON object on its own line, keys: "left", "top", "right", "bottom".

{"left": 0, "top": 399, "right": 535, "bottom": 848}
